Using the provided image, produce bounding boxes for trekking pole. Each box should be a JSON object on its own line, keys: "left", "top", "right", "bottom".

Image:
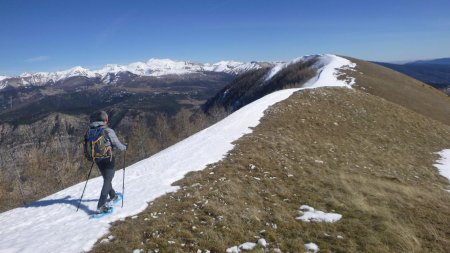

{"left": 122, "top": 150, "right": 126, "bottom": 208}
{"left": 76, "top": 162, "right": 95, "bottom": 212}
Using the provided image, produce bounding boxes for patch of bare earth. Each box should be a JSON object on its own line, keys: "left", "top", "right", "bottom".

{"left": 91, "top": 87, "right": 450, "bottom": 253}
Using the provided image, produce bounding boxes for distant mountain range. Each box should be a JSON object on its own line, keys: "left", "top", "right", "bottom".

{"left": 409, "top": 57, "right": 450, "bottom": 65}
{"left": 374, "top": 57, "right": 450, "bottom": 94}
{"left": 0, "top": 59, "right": 265, "bottom": 89}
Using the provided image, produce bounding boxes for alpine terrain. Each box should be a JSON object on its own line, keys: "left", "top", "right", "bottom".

{"left": 0, "top": 54, "right": 449, "bottom": 253}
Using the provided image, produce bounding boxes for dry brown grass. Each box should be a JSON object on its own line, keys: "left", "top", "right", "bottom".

{"left": 90, "top": 88, "right": 450, "bottom": 253}
{"left": 343, "top": 56, "right": 450, "bottom": 126}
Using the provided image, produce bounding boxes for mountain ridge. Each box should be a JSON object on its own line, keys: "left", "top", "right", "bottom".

{"left": 97, "top": 87, "right": 450, "bottom": 252}
{"left": 409, "top": 57, "right": 450, "bottom": 65}
{"left": 0, "top": 58, "right": 266, "bottom": 89}
{"left": 203, "top": 54, "right": 355, "bottom": 114}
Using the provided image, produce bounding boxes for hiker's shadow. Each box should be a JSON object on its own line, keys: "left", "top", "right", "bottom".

{"left": 25, "top": 195, "right": 98, "bottom": 215}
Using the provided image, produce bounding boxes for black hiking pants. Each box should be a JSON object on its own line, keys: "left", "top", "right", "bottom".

{"left": 96, "top": 157, "right": 116, "bottom": 209}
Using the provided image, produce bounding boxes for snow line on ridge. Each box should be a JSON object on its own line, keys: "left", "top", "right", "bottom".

{"left": 0, "top": 55, "right": 356, "bottom": 253}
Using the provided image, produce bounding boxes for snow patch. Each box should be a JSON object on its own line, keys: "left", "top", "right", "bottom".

{"left": 257, "top": 238, "right": 268, "bottom": 247}
{"left": 296, "top": 205, "right": 342, "bottom": 223}
{"left": 304, "top": 242, "right": 319, "bottom": 253}
{"left": 226, "top": 246, "right": 240, "bottom": 253}
{"left": 226, "top": 241, "right": 262, "bottom": 253}
{"left": 239, "top": 242, "right": 257, "bottom": 250}
{"left": 433, "top": 149, "right": 450, "bottom": 192}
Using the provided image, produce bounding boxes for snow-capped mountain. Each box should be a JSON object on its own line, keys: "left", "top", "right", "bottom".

{"left": 0, "top": 59, "right": 264, "bottom": 89}
{"left": 0, "top": 76, "right": 9, "bottom": 89}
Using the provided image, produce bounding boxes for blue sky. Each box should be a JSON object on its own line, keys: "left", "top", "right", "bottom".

{"left": 1, "top": 0, "right": 449, "bottom": 76}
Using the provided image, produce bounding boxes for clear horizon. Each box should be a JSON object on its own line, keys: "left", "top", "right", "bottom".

{"left": 1, "top": 0, "right": 450, "bottom": 76}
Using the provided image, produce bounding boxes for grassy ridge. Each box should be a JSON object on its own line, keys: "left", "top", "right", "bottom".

{"left": 345, "top": 57, "right": 450, "bottom": 126}
{"left": 91, "top": 88, "right": 450, "bottom": 252}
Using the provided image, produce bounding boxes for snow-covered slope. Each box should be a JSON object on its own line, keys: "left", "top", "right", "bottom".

{"left": 263, "top": 55, "right": 317, "bottom": 82}
{"left": 0, "top": 55, "right": 355, "bottom": 253}
{"left": 0, "top": 59, "right": 263, "bottom": 88}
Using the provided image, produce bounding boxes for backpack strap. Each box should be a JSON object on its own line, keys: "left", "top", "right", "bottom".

{"left": 101, "top": 127, "right": 113, "bottom": 161}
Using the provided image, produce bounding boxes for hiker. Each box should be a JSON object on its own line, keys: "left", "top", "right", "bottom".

{"left": 89, "top": 110, "right": 127, "bottom": 214}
